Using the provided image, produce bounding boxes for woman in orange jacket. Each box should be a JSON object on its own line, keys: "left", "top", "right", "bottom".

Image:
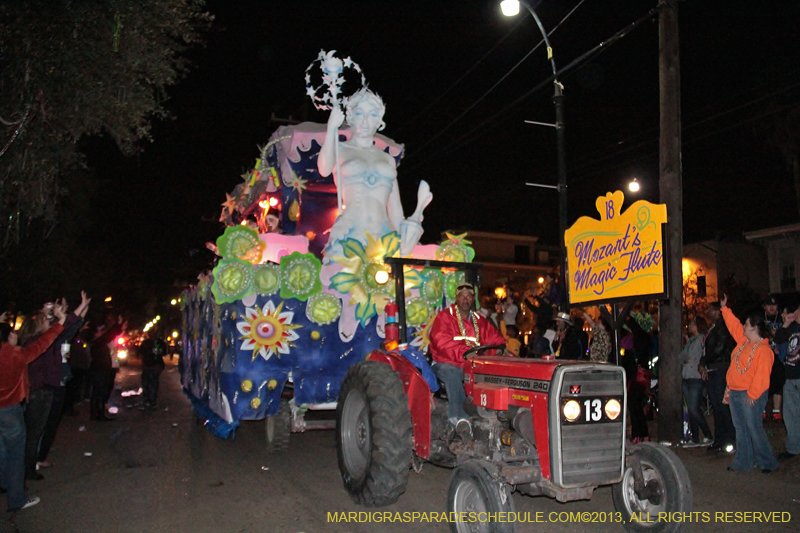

{"left": 721, "top": 294, "right": 779, "bottom": 473}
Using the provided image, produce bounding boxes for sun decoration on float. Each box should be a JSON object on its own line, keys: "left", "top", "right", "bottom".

{"left": 237, "top": 301, "right": 301, "bottom": 362}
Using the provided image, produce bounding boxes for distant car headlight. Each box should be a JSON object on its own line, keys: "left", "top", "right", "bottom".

{"left": 563, "top": 400, "right": 581, "bottom": 422}
{"left": 117, "top": 350, "right": 128, "bottom": 360}
{"left": 605, "top": 398, "right": 621, "bottom": 420}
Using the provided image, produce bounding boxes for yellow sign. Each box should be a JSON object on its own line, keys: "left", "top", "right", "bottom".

{"left": 565, "top": 191, "right": 667, "bottom": 305}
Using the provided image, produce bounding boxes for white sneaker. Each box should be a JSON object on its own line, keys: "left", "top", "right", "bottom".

{"left": 19, "top": 496, "right": 40, "bottom": 510}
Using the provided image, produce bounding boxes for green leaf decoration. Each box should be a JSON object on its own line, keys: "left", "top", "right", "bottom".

{"left": 279, "top": 252, "right": 322, "bottom": 301}
{"left": 421, "top": 269, "right": 444, "bottom": 305}
{"left": 211, "top": 258, "right": 254, "bottom": 304}
{"left": 341, "top": 238, "right": 366, "bottom": 260}
{"left": 380, "top": 232, "right": 401, "bottom": 258}
{"left": 306, "top": 293, "right": 343, "bottom": 326}
{"left": 252, "top": 263, "right": 280, "bottom": 296}
{"left": 445, "top": 271, "right": 467, "bottom": 304}
{"left": 216, "top": 225, "right": 265, "bottom": 263}
{"left": 405, "top": 297, "right": 431, "bottom": 327}
{"left": 403, "top": 267, "right": 425, "bottom": 291}
{"left": 355, "top": 297, "right": 378, "bottom": 327}
{"left": 329, "top": 271, "right": 360, "bottom": 293}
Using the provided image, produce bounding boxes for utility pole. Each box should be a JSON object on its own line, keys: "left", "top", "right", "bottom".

{"left": 658, "top": 0, "right": 683, "bottom": 443}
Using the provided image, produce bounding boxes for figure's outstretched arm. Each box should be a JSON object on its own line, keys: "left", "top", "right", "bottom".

{"left": 318, "top": 106, "right": 345, "bottom": 180}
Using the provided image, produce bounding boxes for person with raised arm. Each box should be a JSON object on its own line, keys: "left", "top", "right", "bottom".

{"left": 720, "top": 294, "right": 778, "bottom": 473}
{"left": 0, "top": 303, "right": 67, "bottom": 511}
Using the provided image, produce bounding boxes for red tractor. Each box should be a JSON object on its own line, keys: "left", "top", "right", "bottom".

{"left": 335, "top": 258, "right": 691, "bottom": 533}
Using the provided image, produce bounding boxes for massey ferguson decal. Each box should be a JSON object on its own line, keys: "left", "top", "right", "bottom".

{"left": 474, "top": 374, "right": 550, "bottom": 393}
{"left": 570, "top": 384, "right": 581, "bottom": 394}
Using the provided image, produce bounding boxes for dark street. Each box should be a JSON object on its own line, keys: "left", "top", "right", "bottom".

{"left": 0, "top": 359, "right": 797, "bottom": 533}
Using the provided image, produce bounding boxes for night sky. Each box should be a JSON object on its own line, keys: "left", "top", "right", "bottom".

{"left": 81, "top": 0, "right": 800, "bottom": 309}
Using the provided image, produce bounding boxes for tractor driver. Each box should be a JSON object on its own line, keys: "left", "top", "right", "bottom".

{"left": 429, "top": 283, "right": 505, "bottom": 436}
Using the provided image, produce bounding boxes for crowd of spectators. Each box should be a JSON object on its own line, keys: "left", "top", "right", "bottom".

{"left": 484, "top": 272, "right": 797, "bottom": 472}
{"left": 0, "top": 294, "right": 140, "bottom": 512}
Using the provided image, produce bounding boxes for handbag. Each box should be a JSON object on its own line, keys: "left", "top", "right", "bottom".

{"left": 629, "top": 366, "right": 652, "bottom": 394}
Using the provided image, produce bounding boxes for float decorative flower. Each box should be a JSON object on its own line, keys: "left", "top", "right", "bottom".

{"left": 421, "top": 269, "right": 444, "bottom": 305}
{"left": 329, "top": 231, "right": 400, "bottom": 326}
{"left": 444, "top": 271, "right": 467, "bottom": 305}
{"left": 211, "top": 258, "right": 254, "bottom": 304}
{"left": 253, "top": 263, "right": 281, "bottom": 296}
{"left": 237, "top": 300, "right": 301, "bottom": 361}
{"left": 435, "top": 232, "right": 475, "bottom": 263}
{"left": 405, "top": 297, "right": 431, "bottom": 327}
{"left": 279, "top": 252, "right": 322, "bottom": 301}
{"left": 216, "top": 225, "right": 265, "bottom": 263}
{"left": 306, "top": 292, "right": 343, "bottom": 326}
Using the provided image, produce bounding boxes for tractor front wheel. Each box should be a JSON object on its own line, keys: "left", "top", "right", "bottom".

{"left": 612, "top": 442, "right": 693, "bottom": 533}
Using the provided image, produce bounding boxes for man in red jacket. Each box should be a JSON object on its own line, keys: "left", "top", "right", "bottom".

{"left": 429, "top": 283, "right": 505, "bottom": 436}
{"left": 0, "top": 306, "right": 66, "bottom": 511}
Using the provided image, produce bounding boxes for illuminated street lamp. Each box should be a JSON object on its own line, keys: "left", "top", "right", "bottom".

{"left": 500, "top": 0, "right": 520, "bottom": 16}
{"left": 629, "top": 178, "right": 640, "bottom": 192}
{"left": 502, "top": 0, "right": 567, "bottom": 310}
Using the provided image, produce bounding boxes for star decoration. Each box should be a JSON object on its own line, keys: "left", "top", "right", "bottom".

{"left": 222, "top": 193, "right": 237, "bottom": 214}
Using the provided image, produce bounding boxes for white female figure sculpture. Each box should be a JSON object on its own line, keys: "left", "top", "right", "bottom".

{"left": 318, "top": 88, "right": 431, "bottom": 262}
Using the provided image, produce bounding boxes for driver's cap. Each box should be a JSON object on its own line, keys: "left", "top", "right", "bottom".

{"left": 456, "top": 283, "right": 475, "bottom": 295}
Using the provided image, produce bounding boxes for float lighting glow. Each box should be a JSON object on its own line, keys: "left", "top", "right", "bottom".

{"left": 374, "top": 270, "right": 390, "bottom": 285}
{"left": 171, "top": 299, "right": 177, "bottom": 305}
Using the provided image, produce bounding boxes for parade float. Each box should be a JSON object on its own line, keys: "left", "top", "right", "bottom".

{"left": 180, "top": 52, "right": 475, "bottom": 446}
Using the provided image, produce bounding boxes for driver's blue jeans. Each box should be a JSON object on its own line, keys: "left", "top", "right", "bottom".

{"left": 432, "top": 362, "right": 469, "bottom": 425}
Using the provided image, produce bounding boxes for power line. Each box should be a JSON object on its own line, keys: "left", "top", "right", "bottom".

{"left": 403, "top": 3, "right": 659, "bottom": 176}
{"left": 401, "top": 0, "right": 589, "bottom": 167}
{"left": 567, "top": 79, "right": 800, "bottom": 182}
{"left": 393, "top": 15, "right": 528, "bottom": 136}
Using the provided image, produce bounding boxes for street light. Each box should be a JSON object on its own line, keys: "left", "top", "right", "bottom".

{"left": 628, "top": 178, "right": 640, "bottom": 192}
{"left": 502, "top": 0, "right": 567, "bottom": 311}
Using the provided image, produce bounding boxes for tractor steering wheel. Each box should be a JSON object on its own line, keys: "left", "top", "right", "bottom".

{"left": 462, "top": 344, "right": 506, "bottom": 359}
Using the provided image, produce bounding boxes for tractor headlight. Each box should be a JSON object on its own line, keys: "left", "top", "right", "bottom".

{"left": 563, "top": 400, "right": 581, "bottom": 422}
{"left": 605, "top": 399, "right": 621, "bottom": 420}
